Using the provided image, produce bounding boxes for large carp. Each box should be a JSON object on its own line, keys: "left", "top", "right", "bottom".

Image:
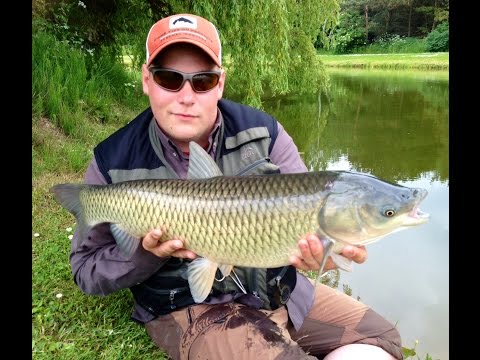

{"left": 51, "top": 142, "right": 429, "bottom": 303}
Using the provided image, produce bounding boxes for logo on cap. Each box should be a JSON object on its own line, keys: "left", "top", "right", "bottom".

{"left": 170, "top": 16, "right": 197, "bottom": 29}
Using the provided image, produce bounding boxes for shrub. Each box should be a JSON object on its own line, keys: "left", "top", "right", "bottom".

{"left": 425, "top": 22, "right": 449, "bottom": 52}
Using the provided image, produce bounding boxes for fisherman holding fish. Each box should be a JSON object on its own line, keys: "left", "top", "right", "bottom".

{"left": 65, "top": 14, "right": 404, "bottom": 360}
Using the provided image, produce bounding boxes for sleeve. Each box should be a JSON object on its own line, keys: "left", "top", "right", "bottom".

{"left": 69, "top": 158, "right": 168, "bottom": 296}
{"left": 269, "top": 122, "right": 308, "bottom": 174}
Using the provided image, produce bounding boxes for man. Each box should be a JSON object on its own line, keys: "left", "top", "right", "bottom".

{"left": 70, "top": 13, "right": 403, "bottom": 359}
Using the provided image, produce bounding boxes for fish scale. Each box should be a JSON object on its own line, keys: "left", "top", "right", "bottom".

{"left": 94, "top": 176, "right": 310, "bottom": 264}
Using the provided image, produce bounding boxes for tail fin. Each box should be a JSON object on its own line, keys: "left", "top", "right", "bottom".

{"left": 50, "top": 183, "right": 90, "bottom": 249}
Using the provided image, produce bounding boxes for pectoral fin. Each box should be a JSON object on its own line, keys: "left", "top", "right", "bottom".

{"left": 330, "top": 253, "right": 353, "bottom": 272}
{"left": 187, "top": 257, "right": 219, "bottom": 303}
{"left": 315, "top": 236, "right": 335, "bottom": 285}
{"left": 110, "top": 224, "right": 141, "bottom": 259}
{"left": 314, "top": 236, "right": 354, "bottom": 284}
{"left": 218, "top": 264, "right": 233, "bottom": 277}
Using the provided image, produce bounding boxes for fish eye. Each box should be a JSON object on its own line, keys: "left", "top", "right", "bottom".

{"left": 384, "top": 208, "right": 396, "bottom": 217}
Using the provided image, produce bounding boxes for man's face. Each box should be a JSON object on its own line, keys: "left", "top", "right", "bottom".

{"left": 142, "top": 43, "right": 225, "bottom": 152}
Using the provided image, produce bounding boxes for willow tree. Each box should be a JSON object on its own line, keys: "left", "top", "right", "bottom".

{"left": 170, "top": 0, "right": 340, "bottom": 108}
{"left": 34, "top": 0, "right": 339, "bottom": 108}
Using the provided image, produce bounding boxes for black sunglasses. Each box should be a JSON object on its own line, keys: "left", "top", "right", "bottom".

{"left": 149, "top": 68, "right": 221, "bottom": 93}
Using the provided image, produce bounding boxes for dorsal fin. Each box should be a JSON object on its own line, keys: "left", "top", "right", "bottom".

{"left": 187, "top": 141, "right": 223, "bottom": 179}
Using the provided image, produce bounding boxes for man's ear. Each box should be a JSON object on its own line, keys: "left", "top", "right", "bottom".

{"left": 217, "top": 70, "right": 226, "bottom": 100}
{"left": 142, "top": 64, "right": 151, "bottom": 95}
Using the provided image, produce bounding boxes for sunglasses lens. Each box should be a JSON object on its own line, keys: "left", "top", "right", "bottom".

{"left": 192, "top": 73, "right": 219, "bottom": 92}
{"left": 152, "top": 70, "right": 184, "bottom": 91}
{"left": 151, "top": 69, "right": 220, "bottom": 92}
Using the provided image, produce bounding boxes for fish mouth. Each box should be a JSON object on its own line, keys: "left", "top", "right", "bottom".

{"left": 407, "top": 205, "right": 430, "bottom": 224}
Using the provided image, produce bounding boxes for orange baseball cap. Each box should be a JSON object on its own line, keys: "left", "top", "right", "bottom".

{"left": 146, "top": 14, "right": 222, "bottom": 67}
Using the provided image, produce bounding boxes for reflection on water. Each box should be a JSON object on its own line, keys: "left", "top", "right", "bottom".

{"left": 263, "top": 69, "right": 448, "bottom": 183}
{"left": 258, "top": 69, "right": 449, "bottom": 359}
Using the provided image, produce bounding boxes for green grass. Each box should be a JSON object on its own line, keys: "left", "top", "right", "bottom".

{"left": 318, "top": 52, "right": 448, "bottom": 71}
{"left": 357, "top": 37, "right": 428, "bottom": 54}
{"left": 32, "top": 28, "right": 443, "bottom": 359}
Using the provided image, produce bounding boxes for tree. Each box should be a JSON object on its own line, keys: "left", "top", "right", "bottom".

{"left": 406, "top": 0, "right": 413, "bottom": 37}
{"left": 334, "top": 0, "right": 449, "bottom": 42}
{"left": 340, "top": 0, "right": 370, "bottom": 43}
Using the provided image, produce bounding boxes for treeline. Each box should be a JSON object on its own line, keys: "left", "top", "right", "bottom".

{"left": 317, "top": 0, "right": 449, "bottom": 53}
{"left": 33, "top": 0, "right": 449, "bottom": 58}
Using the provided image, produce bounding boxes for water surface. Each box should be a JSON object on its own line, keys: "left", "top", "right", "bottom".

{"left": 260, "top": 68, "right": 449, "bottom": 360}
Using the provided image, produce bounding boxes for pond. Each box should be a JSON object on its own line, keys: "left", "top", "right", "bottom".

{"left": 259, "top": 68, "right": 449, "bottom": 360}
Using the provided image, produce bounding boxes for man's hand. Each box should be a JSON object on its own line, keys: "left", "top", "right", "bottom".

{"left": 289, "top": 233, "right": 367, "bottom": 272}
{"left": 142, "top": 229, "right": 197, "bottom": 259}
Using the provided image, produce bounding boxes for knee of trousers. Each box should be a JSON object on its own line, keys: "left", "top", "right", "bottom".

{"left": 355, "top": 309, "right": 403, "bottom": 360}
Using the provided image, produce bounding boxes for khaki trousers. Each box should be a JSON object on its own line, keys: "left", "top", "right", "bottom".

{"left": 145, "top": 283, "right": 402, "bottom": 360}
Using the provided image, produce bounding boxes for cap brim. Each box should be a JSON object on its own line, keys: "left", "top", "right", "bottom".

{"left": 147, "top": 38, "right": 221, "bottom": 68}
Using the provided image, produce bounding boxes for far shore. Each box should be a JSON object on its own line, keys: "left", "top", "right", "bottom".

{"left": 318, "top": 52, "right": 448, "bottom": 71}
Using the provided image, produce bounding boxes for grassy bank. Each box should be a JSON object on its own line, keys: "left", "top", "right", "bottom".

{"left": 318, "top": 52, "right": 449, "bottom": 71}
